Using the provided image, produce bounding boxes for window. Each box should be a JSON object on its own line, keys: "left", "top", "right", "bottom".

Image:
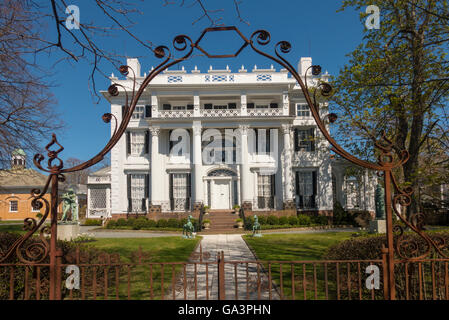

{"left": 297, "top": 104, "right": 310, "bottom": 117}
{"left": 169, "top": 173, "right": 191, "bottom": 211}
{"left": 345, "top": 177, "right": 361, "bottom": 208}
{"left": 131, "top": 106, "right": 144, "bottom": 119}
{"left": 32, "top": 201, "right": 41, "bottom": 212}
{"left": 252, "top": 129, "right": 272, "bottom": 155}
{"left": 172, "top": 105, "right": 186, "bottom": 110}
{"left": 258, "top": 174, "right": 275, "bottom": 209}
{"left": 295, "top": 171, "right": 317, "bottom": 209}
{"left": 9, "top": 200, "right": 18, "bottom": 212}
{"left": 295, "top": 128, "right": 315, "bottom": 152}
{"left": 129, "top": 174, "right": 146, "bottom": 212}
{"left": 130, "top": 132, "right": 145, "bottom": 156}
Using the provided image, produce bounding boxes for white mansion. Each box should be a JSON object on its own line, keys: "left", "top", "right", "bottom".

{"left": 86, "top": 57, "right": 376, "bottom": 218}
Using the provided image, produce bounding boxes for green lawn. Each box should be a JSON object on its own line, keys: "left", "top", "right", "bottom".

{"left": 64, "top": 237, "right": 201, "bottom": 300}
{"left": 0, "top": 224, "right": 26, "bottom": 234}
{"left": 243, "top": 232, "right": 353, "bottom": 261}
{"left": 243, "top": 232, "right": 358, "bottom": 300}
{"left": 0, "top": 220, "right": 25, "bottom": 224}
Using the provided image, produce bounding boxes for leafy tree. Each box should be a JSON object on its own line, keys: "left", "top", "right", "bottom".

{"left": 332, "top": 0, "right": 449, "bottom": 219}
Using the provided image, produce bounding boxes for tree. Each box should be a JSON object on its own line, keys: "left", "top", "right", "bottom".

{"left": 332, "top": 0, "right": 449, "bottom": 219}
{"left": 0, "top": 0, "right": 62, "bottom": 168}
{"left": 0, "top": 0, "right": 247, "bottom": 169}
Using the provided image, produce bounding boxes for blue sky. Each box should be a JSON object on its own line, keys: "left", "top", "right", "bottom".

{"left": 36, "top": 0, "right": 367, "bottom": 166}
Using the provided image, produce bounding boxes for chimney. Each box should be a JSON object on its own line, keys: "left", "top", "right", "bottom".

{"left": 126, "top": 58, "right": 141, "bottom": 77}
{"left": 298, "top": 57, "right": 312, "bottom": 76}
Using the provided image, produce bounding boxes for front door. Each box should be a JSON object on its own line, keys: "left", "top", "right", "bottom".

{"left": 213, "top": 180, "right": 230, "bottom": 210}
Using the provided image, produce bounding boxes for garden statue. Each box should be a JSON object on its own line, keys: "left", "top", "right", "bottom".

{"left": 375, "top": 184, "right": 386, "bottom": 220}
{"left": 252, "top": 215, "right": 262, "bottom": 237}
{"left": 183, "top": 215, "right": 195, "bottom": 239}
{"left": 61, "top": 189, "right": 79, "bottom": 222}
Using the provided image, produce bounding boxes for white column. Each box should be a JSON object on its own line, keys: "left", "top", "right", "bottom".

{"left": 150, "top": 126, "right": 160, "bottom": 205}
{"left": 240, "top": 92, "right": 247, "bottom": 116}
{"left": 151, "top": 94, "right": 159, "bottom": 118}
{"left": 239, "top": 124, "right": 251, "bottom": 204}
{"left": 282, "top": 91, "right": 290, "bottom": 116}
{"left": 192, "top": 122, "right": 204, "bottom": 204}
{"left": 194, "top": 93, "right": 201, "bottom": 117}
{"left": 282, "top": 124, "right": 294, "bottom": 202}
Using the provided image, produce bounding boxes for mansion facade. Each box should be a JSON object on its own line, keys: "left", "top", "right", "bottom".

{"left": 87, "top": 57, "right": 376, "bottom": 218}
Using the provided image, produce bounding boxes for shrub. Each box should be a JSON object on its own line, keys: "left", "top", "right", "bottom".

{"left": 267, "top": 216, "right": 279, "bottom": 225}
{"left": 297, "top": 214, "right": 312, "bottom": 226}
{"left": 333, "top": 202, "right": 356, "bottom": 226}
{"left": 156, "top": 219, "right": 168, "bottom": 228}
{"left": 257, "top": 216, "right": 267, "bottom": 225}
{"left": 312, "top": 215, "right": 329, "bottom": 226}
{"left": 132, "top": 217, "right": 148, "bottom": 230}
{"left": 278, "top": 216, "right": 289, "bottom": 225}
{"left": 106, "top": 220, "right": 116, "bottom": 229}
{"left": 202, "top": 219, "right": 211, "bottom": 224}
{"left": 167, "top": 218, "right": 179, "bottom": 228}
{"left": 116, "top": 218, "right": 128, "bottom": 227}
{"left": 0, "top": 232, "right": 116, "bottom": 300}
{"left": 323, "top": 232, "right": 449, "bottom": 300}
{"left": 146, "top": 219, "right": 157, "bottom": 228}
{"left": 244, "top": 216, "right": 254, "bottom": 230}
{"left": 83, "top": 219, "right": 102, "bottom": 226}
{"left": 179, "top": 218, "right": 188, "bottom": 228}
{"left": 288, "top": 216, "right": 298, "bottom": 226}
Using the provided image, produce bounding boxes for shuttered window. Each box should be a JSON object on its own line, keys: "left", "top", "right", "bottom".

{"left": 128, "top": 174, "right": 147, "bottom": 212}
{"left": 130, "top": 132, "right": 146, "bottom": 156}
{"left": 295, "top": 128, "right": 315, "bottom": 152}
{"left": 296, "top": 171, "right": 317, "bottom": 209}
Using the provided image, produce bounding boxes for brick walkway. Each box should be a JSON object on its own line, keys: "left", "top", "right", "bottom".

{"left": 168, "top": 234, "right": 280, "bottom": 300}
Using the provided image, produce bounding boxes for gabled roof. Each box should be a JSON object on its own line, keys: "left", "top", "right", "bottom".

{"left": 89, "top": 166, "right": 111, "bottom": 177}
{"left": 0, "top": 168, "right": 48, "bottom": 189}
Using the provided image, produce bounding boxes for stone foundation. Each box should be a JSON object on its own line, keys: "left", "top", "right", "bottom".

{"left": 57, "top": 223, "right": 80, "bottom": 241}
{"left": 242, "top": 202, "right": 253, "bottom": 211}
{"left": 149, "top": 205, "right": 162, "bottom": 214}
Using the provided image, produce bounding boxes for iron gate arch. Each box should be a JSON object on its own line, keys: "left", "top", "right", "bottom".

{"left": 0, "top": 26, "right": 447, "bottom": 300}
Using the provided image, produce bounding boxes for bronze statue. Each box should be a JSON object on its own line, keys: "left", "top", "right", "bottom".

{"left": 61, "top": 189, "right": 79, "bottom": 222}
{"left": 375, "top": 184, "right": 386, "bottom": 220}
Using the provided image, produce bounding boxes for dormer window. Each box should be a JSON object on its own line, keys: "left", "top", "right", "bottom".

{"left": 131, "top": 106, "right": 144, "bottom": 119}
{"left": 297, "top": 104, "right": 310, "bottom": 117}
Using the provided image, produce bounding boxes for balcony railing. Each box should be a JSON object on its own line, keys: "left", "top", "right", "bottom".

{"left": 153, "top": 108, "right": 287, "bottom": 119}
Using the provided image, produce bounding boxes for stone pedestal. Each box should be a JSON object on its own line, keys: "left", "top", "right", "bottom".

{"left": 57, "top": 223, "right": 80, "bottom": 241}
{"left": 369, "top": 219, "right": 386, "bottom": 234}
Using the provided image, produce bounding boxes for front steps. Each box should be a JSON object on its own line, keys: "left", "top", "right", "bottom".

{"left": 201, "top": 210, "right": 242, "bottom": 234}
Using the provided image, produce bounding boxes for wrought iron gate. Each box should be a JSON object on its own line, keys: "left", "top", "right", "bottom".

{"left": 0, "top": 26, "right": 447, "bottom": 300}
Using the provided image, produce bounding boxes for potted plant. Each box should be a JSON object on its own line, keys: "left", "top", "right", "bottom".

{"left": 203, "top": 205, "right": 210, "bottom": 215}
{"left": 235, "top": 218, "right": 244, "bottom": 229}
{"left": 233, "top": 204, "right": 240, "bottom": 214}
{"left": 202, "top": 219, "right": 211, "bottom": 229}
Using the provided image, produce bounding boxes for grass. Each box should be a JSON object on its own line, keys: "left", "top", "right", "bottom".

{"left": 243, "top": 232, "right": 353, "bottom": 261}
{"left": 0, "top": 220, "right": 25, "bottom": 224}
{"left": 65, "top": 236, "right": 202, "bottom": 300}
{"left": 0, "top": 224, "right": 26, "bottom": 234}
{"left": 243, "top": 232, "right": 355, "bottom": 300}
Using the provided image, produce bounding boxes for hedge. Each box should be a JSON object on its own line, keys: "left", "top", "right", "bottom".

{"left": 105, "top": 217, "right": 199, "bottom": 231}
{"left": 244, "top": 214, "right": 328, "bottom": 230}
{"left": 323, "top": 231, "right": 449, "bottom": 300}
{"left": 0, "top": 232, "right": 117, "bottom": 300}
